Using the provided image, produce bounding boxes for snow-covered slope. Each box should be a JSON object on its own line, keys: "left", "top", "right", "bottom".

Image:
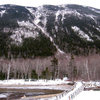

{"left": 0, "top": 4, "right": 100, "bottom": 56}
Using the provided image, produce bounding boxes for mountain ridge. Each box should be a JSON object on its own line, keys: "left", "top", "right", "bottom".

{"left": 0, "top": 4, "right": 100, "bottom": 58}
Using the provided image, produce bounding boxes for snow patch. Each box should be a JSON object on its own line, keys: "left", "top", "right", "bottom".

{"left": 26, "top": 7, "right": 35, "bottom": 14}
{"left": 55, "top": 26, "right": 58, "bottom": 32}
{"left": 10, "top": 20, "right": 39, "bottom": 43}
{"left": 0, "top": 10, "right": 6, "bottom": 17}
{"left": 11, "top": 28, "right": 39, "bottom": 43}
{"left": 55, "top": 9, "right": 82, "bottom": 22}
{"left": 3, "top": 28, "right": 10, "bottom": 33}
{"left": 72, "top": 26, "right": 93, "bottom": 41}
{"left": 0, "top": 6, "right": 5, "bottom": 9}
{"left": 55, "top": 10, "right": 61, "bottom": 21}
{"left": 57, "top": 48, "right": 65, "bottom": 54}
{"left": 18, "top": 20, "right": 35, "bottom": 29}
{"left": 34, "top": 18, "right": 40, "bottom": 25}
{"left": 0, "top": 94, "right": 7, "bottom": 98}
{"left": 96, "top": 27, "right": 100, "bottom": 32}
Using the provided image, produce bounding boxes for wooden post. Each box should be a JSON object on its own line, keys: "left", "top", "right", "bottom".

{"left": 69, "top": 96, "right": 71, "bottom": 100}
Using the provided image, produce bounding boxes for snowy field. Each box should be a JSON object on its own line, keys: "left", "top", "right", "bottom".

{"left": 60, "top": 91, "right": 100, "bottom": 100}
{"left": 0, "top": 79, "right": 67, "bottom": 86}
{"left": 0, "top": 79, "right": 72, "bottom": 91}
{"left": 73, "top": 91, "right": 100, "bottom": 100}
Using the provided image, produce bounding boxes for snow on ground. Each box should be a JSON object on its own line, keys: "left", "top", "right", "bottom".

{"left": 72, "top": 26, "right": 93, "bottom": 41}
{"left": 0, "top": 93, "right": 11, "bottom": 99}
{"left": 0, "top": 79, "right": 71, "bottom": 90}
{"left": 10, "top": 20, "right": 39, "bottom": 43}
{"left": 0, "top": 94, "right": 7, "bottom": 98}
{"left": 0, "top": 79, "right": 68, "bottom": 86}
{"left": 18, "top": 21, "right": 35, "bottom": 29}
{"left": 55, "top": 9, "right": 82, "bottom": 22}
{"left": 73, "top": 91, "right": 100, "bottom": 100}
{"left": 1, "top": 80, "right": 100, "bottom": 100}
{"left": 11, "top": 27, "right": 39, "bottom": 43}
{"left": 0, "top": 85, "right": 69, "bottom": 91}
{"left": 0, "top": 10, "right": 6, "bottom": 17}
{"left": 59, "top": 91, "right": 100, "bottom": 100}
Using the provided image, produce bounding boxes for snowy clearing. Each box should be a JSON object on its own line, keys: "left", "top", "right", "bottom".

{"left": 0, "top": 79, "right": 68, "bottom": 86}
{"left": 0, "top": 79, "right": 73, "bottom": 91}
{"left": 59, "top": 91, "right": 100, "bottom": 100}
{"left": 73, "top": 91, "right": 100, "bottom": 100}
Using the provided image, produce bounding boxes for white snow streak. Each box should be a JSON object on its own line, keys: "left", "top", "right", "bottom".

{"left": 0, "top": 10, "right": 6, "bottom": 17}
{"left": 26, "top": 7, "right": 35, "bottom": 14}
{"left": 72, "top": 26, "right": 93, "bottom": 41}
{"left": 18, "top": 20, "right": 35, "bottom": 29}
{"left": 55, "top": 9, "right": 82, "bottom": 22}
{"left": 96, "top": 27, "right": 100, "bottom": 32}
{"left": 33, "top": 12, "right": 65, "bottom": 54}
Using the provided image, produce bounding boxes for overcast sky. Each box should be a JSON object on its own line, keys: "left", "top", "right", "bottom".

{"left": 0, "top": 0, "right": 99, "bottom": 9}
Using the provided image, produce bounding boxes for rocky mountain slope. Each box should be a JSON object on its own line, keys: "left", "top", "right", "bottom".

{"left": 0, "top": 4, "right": 100, "bottom": 58}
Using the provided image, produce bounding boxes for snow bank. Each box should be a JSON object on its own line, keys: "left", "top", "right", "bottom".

{"left": 0, "top": 79, "right": 67, "bottom": 86}
{"left": 57, "top": 90, "right": 100, "bottom": 100}
{"left": 0, "top": 94, "right": 7, "bottom": 98}
{"left": 0, "top": 79, "right": 71, "bottom": 91}
{"left": 74, "top": 91, "right": 100, "bottom": 100}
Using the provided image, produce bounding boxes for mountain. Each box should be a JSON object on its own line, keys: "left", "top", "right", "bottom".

{"left": 0, "top": 4, "right": 100, "bottom": 58}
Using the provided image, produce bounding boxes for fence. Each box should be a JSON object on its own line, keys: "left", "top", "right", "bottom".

{"left": 42, "top": 82, "right": 84, "bottom": 100}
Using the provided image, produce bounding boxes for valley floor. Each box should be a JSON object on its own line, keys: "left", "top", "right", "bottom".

{"left": 0, "top": 79, "right": 100, "bottom": 100}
